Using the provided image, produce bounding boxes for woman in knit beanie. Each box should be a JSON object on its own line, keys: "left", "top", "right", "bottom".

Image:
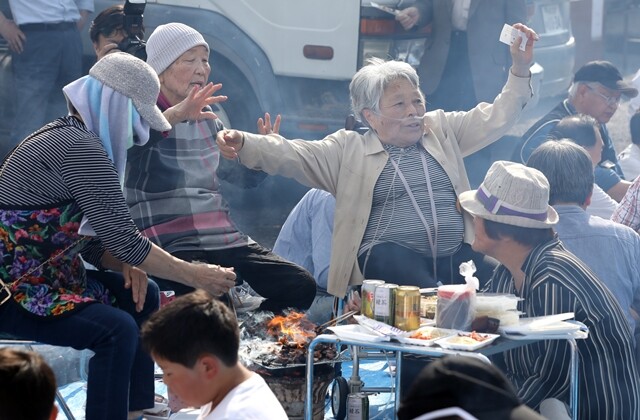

{"left": 124, "top": 23, "right": 317, "bottom": 316}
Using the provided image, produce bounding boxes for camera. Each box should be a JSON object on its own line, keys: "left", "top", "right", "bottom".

{"left": 117, "top": 0, "right": 147, "bottom": 60}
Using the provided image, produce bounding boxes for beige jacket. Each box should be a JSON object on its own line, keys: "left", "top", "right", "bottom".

{"left": 240, "top": 72, "right": 533, "bottom": 297}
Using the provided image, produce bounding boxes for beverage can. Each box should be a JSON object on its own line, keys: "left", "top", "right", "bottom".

{"left": 361, "top": 279, "right": 385, "bottom": 319}
{"left": 347, "top": 392, "right": 369, "bottom": 420}
{"left": 374, "top": 283, "right": 398, "bottom": 325}
{"left": 159, "top": 290, "right": 176, "bottom": 307}
{"left": 395, "top": 285, "right": 421, "bottom": 331}
{"left": 420, "top": 294, "right": 438, "bottom": 319}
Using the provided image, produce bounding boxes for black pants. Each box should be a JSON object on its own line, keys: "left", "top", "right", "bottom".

{"left": 358, "top": 242, "right": 497, "bottom": 289}
{"left": 152, "top": 243, "right": 316, "bottom": 313}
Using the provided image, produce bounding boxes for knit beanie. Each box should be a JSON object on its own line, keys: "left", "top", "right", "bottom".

{"left": 89, "top": 52, "right": 170, "bottom": 132}
{"left": 146, "top": 23, "right": 210, "bottom": 75}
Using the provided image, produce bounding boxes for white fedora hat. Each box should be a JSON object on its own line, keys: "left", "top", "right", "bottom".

{"left": 458, "top": 161, "right": 558, "bottom": 229}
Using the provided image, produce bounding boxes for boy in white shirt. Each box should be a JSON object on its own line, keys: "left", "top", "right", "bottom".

{"left": 141, "top": 290, "right": 287, "bottom": 420}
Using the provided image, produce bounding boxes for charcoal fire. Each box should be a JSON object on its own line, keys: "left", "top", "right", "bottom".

{"left": 239, "top": 310, "right": 339, "bottom": 370}
{"left": 238, "top": 311, "right": 340, "bottom": 419}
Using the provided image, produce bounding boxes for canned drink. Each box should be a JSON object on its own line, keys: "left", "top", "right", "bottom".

{"left": 395, "top": 285, "right": 421, "bottom": 331}
{"left": 361, "top": 280, "right": 385, "bottom": 319}
{"left": 347, "top": 392, "right": 369, "bottom": 420}
{"left": 159, "top": 290, "right": 176, "bottom": 307}
{"left": 420, "top": 294, "right": 438, "bottom": 319}
{"left": 374, "top": 283, "right": 398, "bottom": 325}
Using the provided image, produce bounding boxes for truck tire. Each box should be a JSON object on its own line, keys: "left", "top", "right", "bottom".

{"left": 211, "top": 54, "right": 262, "bottom": 132}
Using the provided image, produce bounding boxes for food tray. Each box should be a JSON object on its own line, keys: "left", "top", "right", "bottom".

{"left": 328, "top": 324, "right": 391, "bottom": 343}
{"left": 500, "top": 313, "right": 579, "bottom": 336}
{"left": 395, "top": 326, "right": 457, "bottom": 347}
{"left": 435, "top": 332, "right": 500, "bottom": 351}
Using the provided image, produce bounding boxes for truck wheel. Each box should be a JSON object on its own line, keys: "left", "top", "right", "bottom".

{"left": 211, "top": 102, "right": 231, "bottom": 129}
{"left": 211, "top": 58, "right": 262, "bottom": 132}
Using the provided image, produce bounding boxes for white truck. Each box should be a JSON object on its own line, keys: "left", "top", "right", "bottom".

{"left": 94, "top": 0, "right": 430, "bottom": 139}
{"left": 94, "top": 0, "right": 574, "bottom": 136}
{"left": 0, "top": 0, "right": 574, "bottom": 243}
{"left": 0, "top": 0, "right": 575, "bottom": 145}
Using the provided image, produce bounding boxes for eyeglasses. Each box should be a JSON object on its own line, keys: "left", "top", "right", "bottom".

{"left": 585, "top": 84, "right": 621, "bottom": 107}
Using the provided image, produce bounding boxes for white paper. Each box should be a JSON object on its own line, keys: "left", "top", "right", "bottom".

{"left": 370, "top": 1, "right": 400, "bottom": 16}
{"left": 499, "top": 23, "right": 527, "bottom": 52}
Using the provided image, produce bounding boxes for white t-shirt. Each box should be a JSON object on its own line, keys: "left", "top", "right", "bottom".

{"left": 587, "top": 183, "right": 617, "bottom": 219}
{"left": 197, "top": 373, "right": 287, "bottom": 420}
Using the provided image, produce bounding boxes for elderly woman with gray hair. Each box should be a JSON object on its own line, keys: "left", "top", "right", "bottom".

{"left": 218, "top": 24, "right": 537, "bottom": 300}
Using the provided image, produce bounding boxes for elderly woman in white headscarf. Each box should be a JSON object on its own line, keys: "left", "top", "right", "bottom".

{"left": 0, "top": 52, "right": 235, "bottom": 420}
{"left": 218, "top": 24, "right": 538, "bottom": 301}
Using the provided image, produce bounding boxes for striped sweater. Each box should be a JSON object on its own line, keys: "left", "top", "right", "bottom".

{"left": 0, "top": 117, "right": 151, "bottom": 316}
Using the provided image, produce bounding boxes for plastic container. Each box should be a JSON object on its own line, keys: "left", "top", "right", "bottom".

{"left": 436, "top": 284, "right": 476, "bottom": 331}
{"left": 475, "top": 293, "right": 522, "bottom": 327}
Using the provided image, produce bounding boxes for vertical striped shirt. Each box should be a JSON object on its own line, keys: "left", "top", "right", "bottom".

{"left": 359, "top": 144, "right": 464, "bottom": 257}
{"left": 488, "top": 238, "right": 639, "bottom": 419}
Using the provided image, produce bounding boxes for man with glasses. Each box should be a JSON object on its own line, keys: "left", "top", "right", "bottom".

{"left": 516, "top": 61, "right": 638, "bottom": 202}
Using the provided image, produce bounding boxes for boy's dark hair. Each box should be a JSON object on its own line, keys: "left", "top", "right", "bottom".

{"left": 549, "top": 114, "right": 599, "bottom": 148}
{"left": 141, "top": 290, "right": 239, "bottom": 367}
{"left": 631, "top": 111, "right": 640, "bottom": 146}
{"left": 0, "top": 348, "right": 57, "bottom": 420}
{"left": 483, "top": 219, "right": 554, "bottom": 247}
{"left": 89, "top": 5, "right": 145, "bottom": 43}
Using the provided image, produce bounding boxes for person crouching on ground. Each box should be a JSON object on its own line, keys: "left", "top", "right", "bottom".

{"left": 125, "top": 22, "right": 316, "bottom": 313}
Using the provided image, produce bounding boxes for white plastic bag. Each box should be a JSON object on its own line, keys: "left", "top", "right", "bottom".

{"left": 435, "top": 261, "right": 479, "bottom": 331}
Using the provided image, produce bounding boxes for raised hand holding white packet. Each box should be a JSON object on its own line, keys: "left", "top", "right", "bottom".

{"left": 499, "top": 23, "right": 527, "bottom": 52}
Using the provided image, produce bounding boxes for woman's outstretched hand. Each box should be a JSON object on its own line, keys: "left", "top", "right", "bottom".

{"left": 216, "top": 129, "right": 245, "bottom": 160}
{"left": 165, "top": 82, "right": 227, "bottom": 125}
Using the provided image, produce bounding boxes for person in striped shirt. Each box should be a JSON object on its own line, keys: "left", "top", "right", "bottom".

{"left": 0, "top": 52, "right": 236, "bottom": 420}
{"left": 125, "top": 23, "right": 317, "bottom": 313}
{"left": 459, "top": 160, "right": 640, "bottom": 419}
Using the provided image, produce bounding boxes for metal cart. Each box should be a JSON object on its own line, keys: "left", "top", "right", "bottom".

{"left": 305, "top": 327, "right": 588, "bottom": 420}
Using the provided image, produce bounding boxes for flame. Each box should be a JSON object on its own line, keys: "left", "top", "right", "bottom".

{"left": 267, "top": 312, "right": 317, "bottom": 348}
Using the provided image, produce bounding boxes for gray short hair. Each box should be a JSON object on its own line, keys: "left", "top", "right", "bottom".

{"left": 349, "top": 58, "right": 422, "bottom": 129}
{"left": 527, "top": 140, "right": 594, "bottom": 206}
